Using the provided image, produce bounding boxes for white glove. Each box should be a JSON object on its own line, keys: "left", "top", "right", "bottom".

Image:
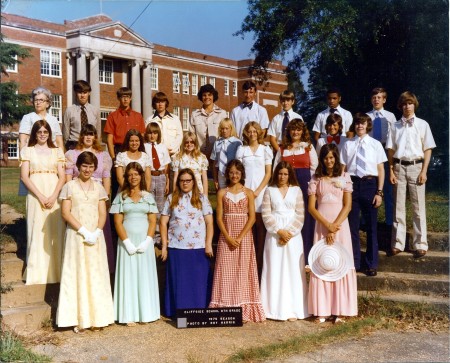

{"left": 122, "top": 238, "right": 137, "bottom": 255}
{"left": 85, "top": 228, "right": 103, "bottom": 245}
{"left": 137, "top": 236, "right": 153, "bottom": 253}
{"left": 78, "top": 226, "right": 95, "bottom": 245}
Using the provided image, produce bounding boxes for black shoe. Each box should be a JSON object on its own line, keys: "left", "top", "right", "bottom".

{"left": 414, "top": 249, "right": 426, "bottom": 258}
{"left": 365, "top": 268, "right": 377, "bottom": 277}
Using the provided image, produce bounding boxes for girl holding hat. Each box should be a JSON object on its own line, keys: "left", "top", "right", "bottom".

{"left": 307, "top": 144, "right": 357, "bottom": 323}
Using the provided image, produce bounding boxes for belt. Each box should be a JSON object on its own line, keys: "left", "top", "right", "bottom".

{"left": 351, "top": 175, "right": 376, "bottom": 180}
{"left": 393, "top": 158, "right": 423, "bottom": 166}
{"left": 151, "top": 170, "right": 167, "bottom": 176}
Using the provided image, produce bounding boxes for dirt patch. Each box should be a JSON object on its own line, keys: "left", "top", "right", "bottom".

{"left": 1, "top": 204, "right": 24, "bottom": 225}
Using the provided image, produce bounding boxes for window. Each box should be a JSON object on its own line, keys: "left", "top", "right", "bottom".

{"left": 173, "top": 72, "right": 181, "bottom": 93}
{"left": 182, "top": 107, "right": 190, "bottom": 131}
{"left": 100, "top": 110, "right": 111, "bottom": 143}
{"left": 5, "top": 55, "right": 17, "bottom": 73}
{"left": 200, "top": 75, "right": 207, "bottom": 86}
{"left": 40, "top": 50, "right": 61, "bottom": 77}
{"left": 50, "top": 95, "right": 62, "bottom": 122}
{"left": 7, "top": 138, "right": 19, "bottom": 159}
{"left": 224, "top": 79, "right": 229, "bottom": 96}
{"left": 232, "top": 81, "right": 237, "bottom": 96}
{"left": 99, "top": 59, "right": 113, "bottom": 84}
{"left": 191, "top": 74, "right": 198, "bottom": 95}
{"left": 209, "top": 77, "right": 216, "bottom": 88}
{"left": 172, "top": 106, "right": 180, "bottom": 118}
{"left": 150, "top": 66, "right": 158, "bottom": 90}
{"left": 182, "top": 73, "right": 190, "bottom": 95}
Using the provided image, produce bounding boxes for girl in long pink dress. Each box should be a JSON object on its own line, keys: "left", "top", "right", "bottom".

{"left": 209, "top": 159, "right": 266, "bottom": 322}
{"left": 307, "top": 143, "right": 358, "bottom": 323}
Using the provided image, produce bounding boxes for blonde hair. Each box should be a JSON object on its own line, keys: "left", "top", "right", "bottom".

{"left": 174, "top": 131, "right": 202, "bottom": 160}
{"left": 218, "top": 118, "right": 237, "bottom": 138}
{"left": 242, "top": 121, "right": 265, "bottom": 146}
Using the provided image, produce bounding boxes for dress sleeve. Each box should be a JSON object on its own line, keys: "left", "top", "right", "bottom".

{"left": 161, "top": 195, "right": 173, "bottom": 216}
{"left": 261, "top": 187, "right": 279, "bottom": 234}
{"left": 235, "top": 145, "right": 244, "bottom": 161}
{"left": 309, "top": 146, "right": 318, "bottom": 174}
{"left": 200, "top": 154, "right": 209, "bottom": 171}
{"left": 97, "top": 184, "right": 109, "bottom": 201}
{"left": 201, "top": 195, "right": 213, "bottom": 216}
{"left": 143, "top": 192, "right": 159, "bottom": 214}
{"left": 19, "top": 146, "right": 30, "bottom": 164}
{"left": 110, "top": 193, "right": 123, "bottom": 214}
{"left": 308, "top": 175, "right": 319, "bottom": 195}
{"left": 115, "top": 152, "right": 126, "bottom": 168}
{"left": 343, "top": 172, "right": 353, "bottom": 193}
{"left": 102, "top": 152, "right": 112, "bottom": 178}
{"left": 285, "top": 187, "right": 305, "bottom": 235}
{"left": 264, "top": 145, "right": 274, "bottom": 165}
{"left": 143, "top": 152, "right": 152, "bottom": 168}
{"left": 59, "top": 182, "right": 72, "bottom": 200}
{"left": 56, "top": 147, "right": 66, "bottom": 164}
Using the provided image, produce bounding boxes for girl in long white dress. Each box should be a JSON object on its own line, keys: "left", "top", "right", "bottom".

{"left": 57, "top": 151, "right": 114, "bottom": 333}
{"left": 20, "top": 120, "right": 65, "bottom": 285}
{"left": 235, "top": 121, "right": 273, "bottom": 283}
{"left": 260, "top": 161, "right": 309, "bottom": 320}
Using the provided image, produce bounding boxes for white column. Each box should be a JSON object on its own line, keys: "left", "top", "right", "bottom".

{"left": 66, "top": 53, "right": 74, "bottom": 106}
{"left": 131, "top": 60, "right": 142, "bottom": 113}
{"left": 90, "top": 53, "right": 101, "bottom": 111}
{"left": 76, "top": 50, "right": 87, "bottom": 81}
{"left": 142, "top": 62, "right": 152, "bottom": 121}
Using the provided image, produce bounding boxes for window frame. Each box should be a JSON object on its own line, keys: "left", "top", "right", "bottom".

{"left": 232, "top": 81, "right": 238, "bottom": 97}
{"left": 182, "top": 107, "right": 190, "bottom": 131}
{"left": 5, "top": 55, "right": 18, "bottom": 73}
{"left": 224, "top": 79, "right": 229, "bottom": 96}
{"left": 191, "top": 74, "right": 198, "bottom": 95}
{"left": 50, "top": 94, "right": 62, "bottom": 123}
{"left": 173, "top": 72, "right": 181, "bottom": 93}
{"left": 182, "top": 73, "right": 190, "bottom": 95}
{"left": 150, "top": 66, "right": 159, "bottom": 90}
{"left": 99, "top": 59, "right": 114, "bottom": 84}
{"left": 40, "top": 49, "right": 61, "bottom": 78}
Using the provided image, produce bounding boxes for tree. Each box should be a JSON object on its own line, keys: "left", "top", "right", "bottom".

{"left": 237, "top": 0, "right": 449, "bottom": 153}
{"left": 0, "top": 2, "right": 33, "bottom": 125}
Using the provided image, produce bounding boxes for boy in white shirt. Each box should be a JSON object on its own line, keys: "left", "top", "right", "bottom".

{"left": 268, "top": 90, "right": 303, "bottom": 152}
{"left": 386, "top": 91, "right": 436, "bottom": 258}
{"left": 313, "top": 87, "right": 353, "bottom": 142}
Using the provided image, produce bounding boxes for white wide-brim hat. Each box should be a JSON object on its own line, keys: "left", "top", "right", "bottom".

{"left": 309, "top": 239, "right": 352, "bottom": 282}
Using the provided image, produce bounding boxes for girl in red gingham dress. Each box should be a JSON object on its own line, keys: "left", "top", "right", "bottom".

{"left": 209, "top": 159, "right": 266, "bottom": 322}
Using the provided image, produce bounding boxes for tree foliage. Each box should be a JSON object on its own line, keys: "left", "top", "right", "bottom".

{"left": 237, "top": 0, "right": 449, "bottom": 152}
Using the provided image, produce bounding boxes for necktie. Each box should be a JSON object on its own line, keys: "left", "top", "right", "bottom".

{"left": 80, "top": 105, "right": 88, "bottom": 129}
{"left": 218, "top": 138, "right": 229, "bottom": 176}
{"left": 151, "top": 142, "right": 161, "bottom": 171}
{"left": 355, "top": 139, "right": 366, "bottom": 177}
{"left": 281, "top": 112, "right": 289, "bottom": 140}
{"left": 329, "top": 108, "right": 337, "bottom": 113}
{"left": 372, "top": 111, "right": 382, "bottom": 141}
{"left": 243, "top": 102, "right": 253, "bottom": 109}
{"left": 327, "top": 135, "right": 341, "bottom": 144}
{"left": 401, "top": 117, "right": 414, "bottom": 126}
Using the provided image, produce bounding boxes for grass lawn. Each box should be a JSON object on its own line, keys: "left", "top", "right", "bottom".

{"left": 1, "top": 167, "right": 448, "bottom": 232}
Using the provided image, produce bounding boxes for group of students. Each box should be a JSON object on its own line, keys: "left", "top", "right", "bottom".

{"left": 18, "top": 79, "right": 435, "bottom": 332}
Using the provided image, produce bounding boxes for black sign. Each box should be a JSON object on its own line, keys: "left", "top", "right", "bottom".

{"left": 176, "top": 307, "right": 243, "bottom": 328}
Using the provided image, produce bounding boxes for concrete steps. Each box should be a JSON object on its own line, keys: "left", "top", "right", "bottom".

{"left": 1, "top": 302, "right": 53, "bottom": 333}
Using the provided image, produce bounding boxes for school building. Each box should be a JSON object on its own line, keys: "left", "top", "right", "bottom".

{"left": 1, "top": 13, "right": 288, "bottom": 165}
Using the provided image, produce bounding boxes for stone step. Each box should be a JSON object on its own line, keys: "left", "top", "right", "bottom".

{"left": 358, "top": 291, "right": 449, "bottom": 312}
{"left": 359, "top": 229, "right": 449, "bottom": 252}
{"left": 364, "top": 250, "right": 449, "bottom": 275}
{"left": 357, "top": 271, "right": 449, "bottom": 297}
{"left": 1, "top": 302, "right": 53, "bottom": 333}
{"left": 1, "top": 281, "right": 59, "bottom": 309}
{"left": 1, "top": 256, "right": 25, "bottom": 283}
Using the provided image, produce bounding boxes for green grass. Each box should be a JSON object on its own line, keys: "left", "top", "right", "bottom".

{"left": 0, "top": 330, "right": 51, "bottom": 363}
{"left": 1, "top": 167, "right": 26, "bottom": 215}
{"left": 225, "top": 295, "right": 449, "bottom": 362}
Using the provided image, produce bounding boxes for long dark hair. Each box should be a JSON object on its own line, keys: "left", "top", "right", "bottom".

{"left": 121, "top": 129, "right": 145, "bottom": 152}
{"left": 315, "top": 144, "right": 342, "bottom": 178}
{"left": 271, "top": 161, "right": 299, "bottom": 187}
{"left": 28, "top": 120, "right": 56, "bottom": 148}
{"left": 170, "top": 168, "right": 203, "bottom": 210}
{"left": 76, "top": 124, "right": 102, "bottom": 152}
{"left": 225, "top": 159, "right": 246, "bottom": 186}
{"left": 121, "top": 162, "right": 147, "bottom": 197}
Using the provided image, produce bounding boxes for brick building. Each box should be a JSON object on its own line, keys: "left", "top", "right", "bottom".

{"left": 1, "top": 13, "right": 287, "bottom": 165}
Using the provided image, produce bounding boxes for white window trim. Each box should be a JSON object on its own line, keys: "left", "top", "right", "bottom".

{"left": 209, "top": 77, "right": 216, "bottom": 88}
{"left": 232, "top": 81, "right": 238, "bottom": 96}
{"left": 6, "top": 55, "right": 18, "bottom": 73}
{"left": 99, "top": 59, "right": 114, "bottom": 85}
{"left": 40, "top": 49, "right": 61, "bottom": 78}
{"left": 173, "top": 72, "right": 181, "bottom": 93}
{"left": 191, "top": 74, "right": 198, "bottom": 95}
{"left": 172, "top": 106, "right": 180, "bottom": 118}
{"left": 182, "top": 73, "right": 190, "bottom": 95}
{"left": 224, "top": 79, "right": 229, "bottom": 96}
{"left": 200, "top": 75, "right": 207, "bottom": 86}
{"left": 182, "top": 107, "right": 189, "bottom": 131}
{"left": 150, "top": 66, "right": 159, "bottom": 90}
{"left": 50, "top": 94, "right": 62, "bottom": 123}
{"left": 7, "top": 138, "right": 19, "bottom": 159}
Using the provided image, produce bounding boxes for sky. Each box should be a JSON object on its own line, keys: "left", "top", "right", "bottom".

{"left": 4, "top": 0, "right": 258, "bottom": 61}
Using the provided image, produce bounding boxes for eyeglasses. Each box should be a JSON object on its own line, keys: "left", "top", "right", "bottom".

{"left": 34, "top": 99, "right": 48, "bottom": 104}
{"left": 37, "top": 130, "right": 49, "bottom": 135}
{"left": 179, "top": 179, "right": 193, "bottom": 184}
{"left": 185, "top": 141, "right": 195, "bottom": 145}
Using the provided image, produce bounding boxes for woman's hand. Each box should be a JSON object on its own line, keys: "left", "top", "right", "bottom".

{"left": 44, "top": 194, "right": 58, "bottom": 209}
{"left": 160, "top": 245, "right": 168, "bottom": 261}
{"left": 326, "top": 232, "right": 335, "bottom": 244}
{"left": 277, "top": 230, "right": 292, "bottom": 245}
{"left": 214, "top": 181, "right": 219, "bottom": 191}
{"left": 226, "top": 236, "right": 240, "bottom": 249}
{"left": 205, "top": 245, "right": 214, "bottom": 258}
{"left": 327, "top": 222, "right": 340, "bottom": 233}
